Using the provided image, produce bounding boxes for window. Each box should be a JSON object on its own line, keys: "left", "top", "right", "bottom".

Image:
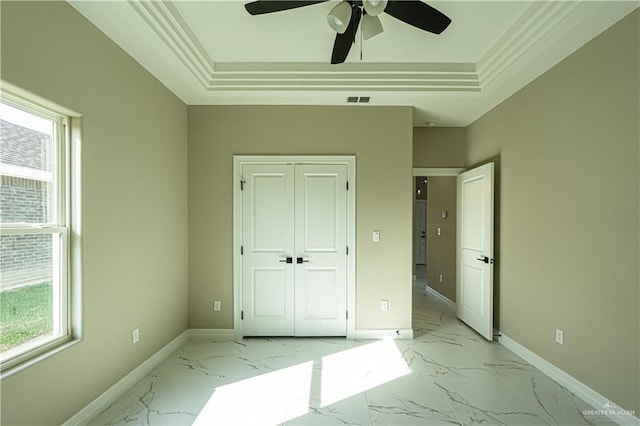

{"left": 0, "top": 88, "right": 78, "bottom": 373}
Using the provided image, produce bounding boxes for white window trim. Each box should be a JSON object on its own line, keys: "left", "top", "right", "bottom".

{"left": 0, "top": 84, "right": 82, "bottom": 378}
{"left": 0, "top": 163, "right": 54, "bottom": 182}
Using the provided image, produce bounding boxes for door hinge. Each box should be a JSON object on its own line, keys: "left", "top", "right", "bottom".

{"left": 241, "top": 311, "right": 244, "bottom": 320}
{"left": 240, "top": 179, "right": 246, "bottom": 191}
{"left": 346, "top": 311, "right": 348, "bottom": 320}
{"left": 241, "top": 245, "right": 244, "bottom": 255}
{"left": 346, "top": 181, "right": 349, "bottom": 191}
{"left": 346, "top": 246, "right": 349, "bottom": 255}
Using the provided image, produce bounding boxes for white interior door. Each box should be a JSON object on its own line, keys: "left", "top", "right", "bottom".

{"left": 456, "top": 163, "right": 494, "bottom": 340}
{"left": 294, "top": 165, "right": 347, "bottom": 336}
{"left": 242, "top": 163, "right": 347, "bottom": 337}
{"left": 414, "top": 200, "right": 426, "bottom": 265}
{"left": 242, "top": 164, "right": 295, "bottom": 336}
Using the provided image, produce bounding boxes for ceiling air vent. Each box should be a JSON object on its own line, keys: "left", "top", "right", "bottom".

{"left": 347, "top": 96, "right": 371, "bottom": 103}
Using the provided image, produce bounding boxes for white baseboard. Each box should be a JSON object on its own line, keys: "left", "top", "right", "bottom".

{"left": 63, "top": 330, "right": 190, "bottom": 426}
{"left": 189, "top": 329, "right": 235, "bottom": 340}
{"left": 499, "top": 333, "right": 639, "bottom": 426}
{"left": 426, "top": 286, "right": 456, "bottom": 310}
{"left": 355, "top": 329, "right": 414, "bottom": 340}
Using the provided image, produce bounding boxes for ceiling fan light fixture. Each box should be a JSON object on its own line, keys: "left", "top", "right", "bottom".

{"left": 363, "top": 0, "right": 387, "bottom": 16}
{"left": 327, "top": 1, "right": 352, "bottom": 34}
{"left": 362, "top": 14, "right": 383, "bottom": 40}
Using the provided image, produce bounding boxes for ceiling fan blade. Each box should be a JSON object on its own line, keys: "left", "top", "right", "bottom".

{"left": 331, "top": 7, "right": 361, "bottom": 65}
{"left": 384, "top": 1, "right": 451, "bottom": 34}
{"left": 244, "top": 1, "right": 328, "bottom": 15}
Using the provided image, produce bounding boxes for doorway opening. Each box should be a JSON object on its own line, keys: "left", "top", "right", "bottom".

{"left": 412, "top": 168, "right": 464, "bottom": 310}
{"left": 412, "top": 165, "right": 496, "bottom": 341}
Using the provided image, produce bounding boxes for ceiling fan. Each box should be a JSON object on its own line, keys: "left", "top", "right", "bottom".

{"left": 244, "top": 0, "right": 452, "bottom": 64}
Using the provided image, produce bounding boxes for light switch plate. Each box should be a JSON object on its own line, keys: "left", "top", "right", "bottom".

{"left": 373, "top": 230, "right": 380, "bottom": 242}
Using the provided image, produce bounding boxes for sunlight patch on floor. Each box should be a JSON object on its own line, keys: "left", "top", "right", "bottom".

{"left": 191, "top": 339, "right": 410, "bottom": 425}
{"left": 192, "top": 361, "right": 313, "bottom": 425}
{"left": 320, "top": 338, "right": 411, "bottom": 407}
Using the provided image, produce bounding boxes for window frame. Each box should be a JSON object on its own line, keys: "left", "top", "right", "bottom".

{"left": 0, "top": 87, "right": 80, "bottom": 375}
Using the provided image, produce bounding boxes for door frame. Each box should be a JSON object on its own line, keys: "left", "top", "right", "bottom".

{"left": 233, "top": 155, "right": 356, "bottom": 339}
{"left": 412, "top": 168, "right": 466, "bottom": 177}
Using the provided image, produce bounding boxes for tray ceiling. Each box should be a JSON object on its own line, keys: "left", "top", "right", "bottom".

{"left": 68, "top": 1, "right": 638, "bottom": 126}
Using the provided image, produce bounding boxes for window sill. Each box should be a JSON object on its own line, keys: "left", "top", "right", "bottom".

{"left": 0, "top": 337, "right": 82, "bottom": 380}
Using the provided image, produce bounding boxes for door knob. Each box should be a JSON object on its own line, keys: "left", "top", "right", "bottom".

{"left": 297, "top": 257, "right": 309, "bottom": 264}
{"left": 279, "top": 257, "right": 293, "bottom": 264}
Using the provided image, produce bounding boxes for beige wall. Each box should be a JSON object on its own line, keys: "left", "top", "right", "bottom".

{"left": 0, "top": 2, "right": 189, "bottom": 424}
{"left": 188, "top": 105, "right": 413, "bottom": 331}
{"left": 425, "top": 177, "right": 457, "bottom": 302}
{"left": 413, "top": 127, "right": 466, "bottom": 168}
{"left": 467, "top": 10, "right": 640, "bottom": 413}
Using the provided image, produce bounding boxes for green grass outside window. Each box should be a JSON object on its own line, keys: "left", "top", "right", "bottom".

{"left": 0, "top": 283, "right": 53, "bottom": 352}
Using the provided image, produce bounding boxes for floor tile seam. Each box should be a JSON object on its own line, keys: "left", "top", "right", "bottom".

{"left": 431, "top": 375, "right": 465, "bottom": 426}
{"left": 363, "top": 384, "right": 376, "bottom": 425}
{"left": 486, "top": 365, "right": 555, "bottom": 425}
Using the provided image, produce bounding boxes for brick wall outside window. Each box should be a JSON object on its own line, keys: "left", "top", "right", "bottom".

{"left": 1, "top": 120, "right": 54, "bottom": 290}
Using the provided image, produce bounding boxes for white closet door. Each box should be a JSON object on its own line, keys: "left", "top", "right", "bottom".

{"left": 241, "top": 163, "right": 348, "bottom": 337}
{"left": 294, "top": 164, "right": 348, "bottom": 336}
{"left": 242, "top": 164, "right": 295, "bottom": 336}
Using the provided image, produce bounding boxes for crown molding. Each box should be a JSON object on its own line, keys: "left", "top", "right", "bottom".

{"left": 477, "top": 1, "right": 580, "bottom": 88}
{"left": 127, "top": 0, "right": 215, "bottom": 87}
{"left": 208, "top": 62, "right": 480, "bottom": 91}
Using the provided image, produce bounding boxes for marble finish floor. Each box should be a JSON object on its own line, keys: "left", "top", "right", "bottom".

{"left": 92, "top": 277, "right": 613, "bottom": 425}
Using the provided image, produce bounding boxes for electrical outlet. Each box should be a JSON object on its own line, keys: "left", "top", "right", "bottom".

{"left": 380, "top": 300, "right": 388, "bottom": 311}
{"left": 439, "top": 274, "right": 443, "bottom": 283}
{"left": 213, "top": 300, "right": 221, "bottom": 311}
{"left": 437, "top": 227, "right": 441, "bottom": 236}
{"left": 132, "top": 328, "right": 139, "bottom": 344}
{"left": 555, "top": 328, "right": 564, "bottom": 345}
